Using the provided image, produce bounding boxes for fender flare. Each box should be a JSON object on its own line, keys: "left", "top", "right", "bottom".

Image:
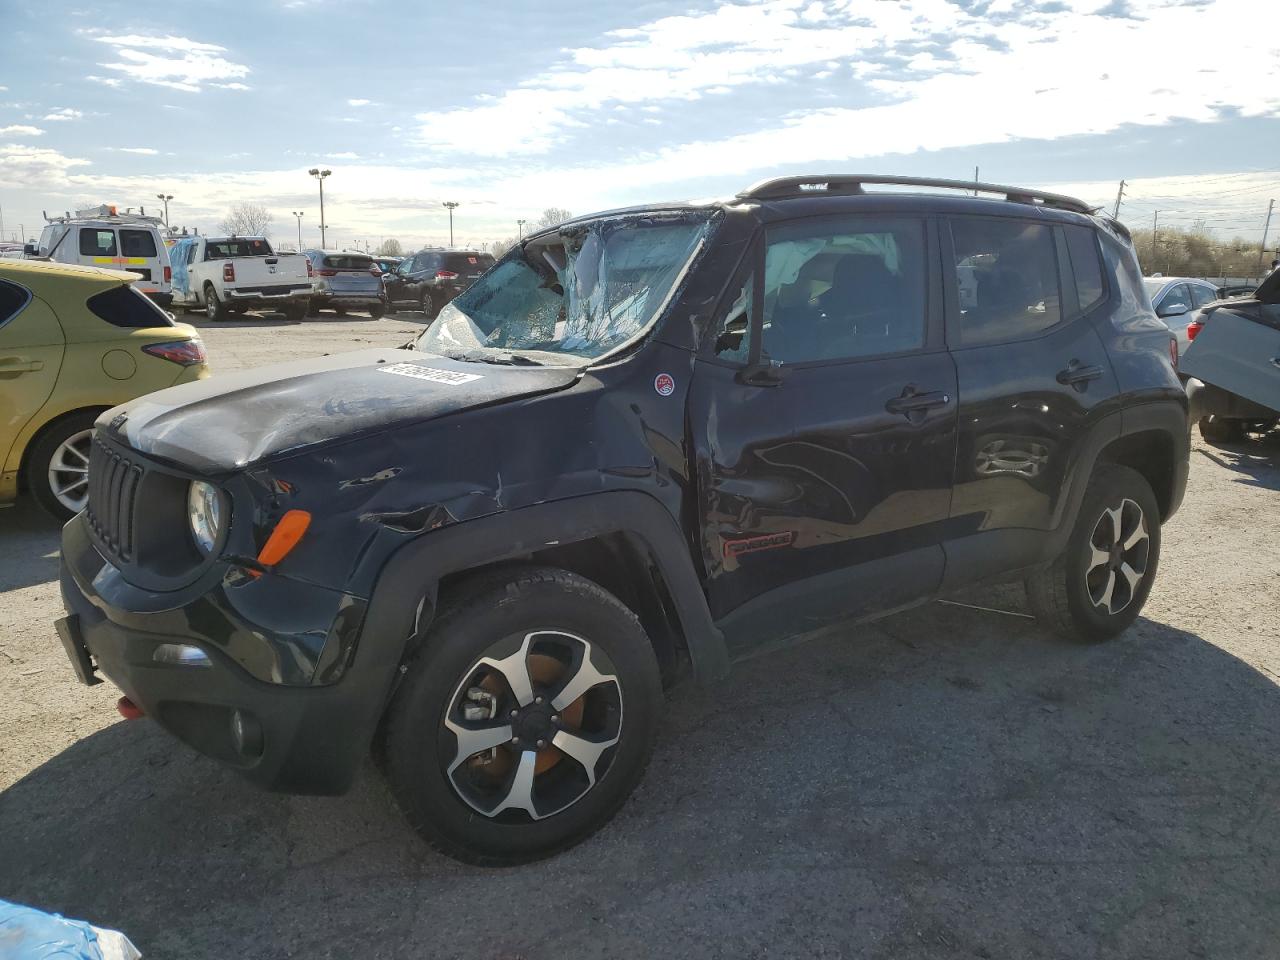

{"left": 355, "top": 490, "right": 729, "bottom": 688}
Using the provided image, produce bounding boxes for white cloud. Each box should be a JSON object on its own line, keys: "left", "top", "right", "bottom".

{"left": 415, "top": 0, "right": 1280, "bottom": 160}
{"left": 327, "top": 152, "right": 360, "bottom": 160}
{"left": 0, "top": 144, "right": 91, "bottom": 189}
{"left": 85, "top": 74, "right": 124, "bottom": 88}
{"left": 347, "top": 98, "right": 371, "bottom": 107}
{"left": 95, "top": 34, "right": 250, "bottom": 93}
{"left": 110, "top": 147, "right": 160, "bottom": 155}
{"left": 0, "top": 125, "right": 43, "bottom": 137}
{"left": 212, "top": 82, "right": 251, "bottom": 91}
{"left": 44, "top": 108, "right": 83, "bottom": 122}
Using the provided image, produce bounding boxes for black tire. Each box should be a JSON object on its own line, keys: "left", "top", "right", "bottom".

{"left": 334, "top": 305, "right": 347, "bottom": 317}
{"left": 26, "top": 410, "right": 99, "bottom": 522}
{"left": 384, "top": 302, "right": 397, "bottom": 316}
{"left": 283, "top": 302, "right": 308, "bottom": 323}
{"left": 420, "top": 291, "right": 437, "bottom": 318}
{"left": 307, "top": 300, "right": 325, "bottom": 317}
{"left": 1025, "top": 464, "right": 1161, "bottom": 643}
{"left": 368, "top": 302, "right": 385, "bottom": 319}
{"left": 1198, "top": 415, "right": 1246, "bottom": 444}
{"left": 384, "top": 567, "right": 662, "bottom": 866}
{"left": 204, "top": 284, "right": 228, "bottom": 321}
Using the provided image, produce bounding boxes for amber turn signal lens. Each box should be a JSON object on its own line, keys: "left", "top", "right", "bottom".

{"left": 257, "top": 509, "right": 312, "bottom": 566}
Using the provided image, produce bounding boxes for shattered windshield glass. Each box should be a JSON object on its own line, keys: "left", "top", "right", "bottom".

{"left": 417, "top": 212, "right": 713, "bottom": 363}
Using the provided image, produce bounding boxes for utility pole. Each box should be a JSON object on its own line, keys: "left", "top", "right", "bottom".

{"left": 1151, "top": 210, "right": 1159, "bottom": 272}
{"left": 973, "top": 166, "right": 980, "bottom": 197}
{"left": 308, "top": 169, "right": 331, "bottom": 247}
{"left": 442, "top": 201, "right": 459, "bottom": 247}
{"left": 1257, "top": 199, "right": 1275, "bottom": 279}
{"left": 291, "top": 211, "right": 304, "bottom": 251}
{"left": 1112, "top": 179, "right": 1126, "bottom": 219}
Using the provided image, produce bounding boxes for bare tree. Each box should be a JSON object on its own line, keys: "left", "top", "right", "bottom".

{"left": 375, "top": 238, "right": 404, "bottom": 256}
{"left": 535, "top": 207, "right": 573, "bottom": 229}
{"left": 219, "top": 202, "right": 272, "bottom": 237}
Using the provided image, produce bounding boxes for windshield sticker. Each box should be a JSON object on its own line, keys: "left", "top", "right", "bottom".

{"left": 654, "top": 373, "right": 675, "bottom": 396}
{"left": 378, "top": 363, "right": 482, "bottom": 385}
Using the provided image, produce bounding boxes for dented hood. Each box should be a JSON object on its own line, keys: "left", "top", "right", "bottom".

{"left": 100, "top": 348, "right": 581, "bottom": 473}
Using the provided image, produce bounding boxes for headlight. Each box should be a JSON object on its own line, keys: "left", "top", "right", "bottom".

{"left": 188, "top": 481, "right": 223, "bottom": 554}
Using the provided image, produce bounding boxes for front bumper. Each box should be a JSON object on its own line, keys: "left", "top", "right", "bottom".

{"left": 58, "top": 516, "right": 392, "bottom": 795}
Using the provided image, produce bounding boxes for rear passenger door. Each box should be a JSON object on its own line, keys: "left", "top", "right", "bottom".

{"left": 942, "top": 216, "right": 1120, "bottom": 588}
{"left": 0, "top": 278, "right": 65, "bottom": 466}
{"left": 688, "top": 213, "right": 958, "bottom": 654}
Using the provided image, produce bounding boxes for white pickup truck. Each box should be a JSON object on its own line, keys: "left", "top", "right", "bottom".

{"left": 169, "top": 235, "right": 312, "bottom": 321}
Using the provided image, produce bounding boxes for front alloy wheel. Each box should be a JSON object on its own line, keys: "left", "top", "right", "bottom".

{"left": 26, "top": 410, "right": 101, "bottom": 521}
{"left": 384, "top": 567, "right": 661, "bottom": 865}
{"left": 46, "top": 429, "right": 93, "bottom": 515}
{"left": 443, "top": 630, "right": 623, "bottom": 821}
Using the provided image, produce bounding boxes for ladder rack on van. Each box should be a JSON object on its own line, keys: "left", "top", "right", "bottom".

{"left": 43, "top": 204, "right": 167, "bottom": 227}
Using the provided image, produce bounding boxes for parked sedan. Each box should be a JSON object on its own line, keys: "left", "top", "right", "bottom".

{"left": 303, "top": 250, "right": 386, "bottom": 318}
{"left": 1144, "top": 276, "right": 1224, "bottom": 358}
{"left": 0, "top": 259, "right": 209, "bottom": 519}
{"left": 384, "top": 249, "right": 495, "bottom": 318}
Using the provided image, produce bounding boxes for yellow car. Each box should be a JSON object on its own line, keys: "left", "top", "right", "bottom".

{"left": 0, "top": 259, "right": 210, "bottom": 520}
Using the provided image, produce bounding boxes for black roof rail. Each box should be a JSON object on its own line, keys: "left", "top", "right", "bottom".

{"left": 736, "top": 174, "right": 1098, "bottom": 215}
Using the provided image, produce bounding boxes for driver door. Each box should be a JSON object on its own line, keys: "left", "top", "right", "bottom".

{"left": 687, "top": 214, "right": 958, "bottom": 656}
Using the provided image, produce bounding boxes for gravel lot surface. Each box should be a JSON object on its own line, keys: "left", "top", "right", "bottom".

{"left": 1, "top": 308, "right": 1278, "bottom": 959}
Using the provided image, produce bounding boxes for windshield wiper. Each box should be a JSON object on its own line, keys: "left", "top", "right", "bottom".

{"left": 453, "top": 350, "right": 545, "bottom": 366}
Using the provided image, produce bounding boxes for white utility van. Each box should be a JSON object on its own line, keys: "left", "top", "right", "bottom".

{"left": 28, "top": 205, "right": 173, "bottom": 307}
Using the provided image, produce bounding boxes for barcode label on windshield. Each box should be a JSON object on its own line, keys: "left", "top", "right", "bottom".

{"left": 378, "top": 363, "right": 482, "bottom": 385}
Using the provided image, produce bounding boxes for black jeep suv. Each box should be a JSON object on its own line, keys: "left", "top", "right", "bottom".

{"left": 58, "top": 175, "right": 1188, "bottom": 865}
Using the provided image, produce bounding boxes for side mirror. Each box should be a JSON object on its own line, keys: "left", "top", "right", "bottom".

{"left": 23, "top": 243, "right": 36, "bottom": 256}
{"left": 1159, "top": 302, "right": 1189, "bottom": 319}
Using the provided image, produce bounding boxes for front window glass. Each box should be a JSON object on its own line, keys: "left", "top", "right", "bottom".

{"left": 80, "top": 229, "right": 116, "bottom": 257}
{"left": 417, "top": 213, "right": 712, "bottom": 363}
{"left": 761, "top": 217, "right": 927, "bottom": 362}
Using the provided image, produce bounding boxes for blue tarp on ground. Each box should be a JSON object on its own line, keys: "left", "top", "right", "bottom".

{"left": 0, "top": 900, "right": 140, "bottom": 959}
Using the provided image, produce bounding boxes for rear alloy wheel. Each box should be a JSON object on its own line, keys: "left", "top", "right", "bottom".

{"left": 384, "top": 568, "right": 661, "bottom": 865}
{"left": 420, "top": 291, "right": 437, "bottom": 318}
{"left": 204, "top": 284, "right": 228, "bottom": 321}
{"left": 27, "top": 411, "right": 99, "bottom": 521}
{"left": 1025, "top": 464, "right": 1160, "bottom": 642}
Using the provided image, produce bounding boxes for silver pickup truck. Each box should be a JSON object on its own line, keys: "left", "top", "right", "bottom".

{"left": 169, "top": 235, "right": 312, "bottom": 321}
{"left": 1182, "top": 269, "right": 1280, "bottom": 443}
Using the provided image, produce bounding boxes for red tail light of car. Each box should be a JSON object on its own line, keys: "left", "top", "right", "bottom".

{"left": 223, "top": 263, "right": 235, "bottom": 283}
{"left": 435, "top": 270, "right": 459, "bottom": 280}
{"left": 142, "top": 340, "right": 208, "bottom": 367}
{"left": 317, "top": 268, "right": 337, "bottom": 277}
{"left": 306, "top": 260, "right": 314, "bottom": 278}
{"left": 163, "top": 265, "right": 172, "bottom": 283}
{"left": 1186, "top": 318, "right": 1204, "bottom": 342}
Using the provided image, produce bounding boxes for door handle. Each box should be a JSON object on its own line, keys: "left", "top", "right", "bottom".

{"left": 0, "top": 356, "right": 44, "bottom": 374}
{"left": 885, "top": 388, "right": 950, "bottom": 416}
{"left": 1056, "top": 362, "right": 1104, "bottom": 389}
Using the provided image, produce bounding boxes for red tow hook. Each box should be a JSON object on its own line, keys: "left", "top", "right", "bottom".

{"left": 116, "top": 696, "right": 145, "bottom": 720}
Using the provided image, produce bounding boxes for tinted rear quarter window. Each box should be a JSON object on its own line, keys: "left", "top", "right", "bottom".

{"left": 119, "top": 229, "right": 159, "bottom": 257}
{"left": 206, "top": 239, "right": 272, "bottom": 259}
{"left": 87, "top": 285, "right": 174, "bottom": 328}
{"left": 0, "top": 278, "right": 31, "bottom": 327}
{"left": 1064, "top": 225, "right": 1105, "bottom": 314}
{"left": 951, "top": 218, "right": 1061, "bottom": 346}
{"left": 444, "top": 252, "right": 494, "bottom": 273}
{"left": 80, "top": 229, "right": 117, "bottom": 257}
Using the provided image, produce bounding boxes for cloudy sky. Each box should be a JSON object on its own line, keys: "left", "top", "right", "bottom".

{"left": 1, "top": 0, "right": 1277, "bottom": 251}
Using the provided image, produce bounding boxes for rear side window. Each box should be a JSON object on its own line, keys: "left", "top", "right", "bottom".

{"left": 1190, "top": 284, "right": 1217, "bottom": 308}
{"left": 1064, "top": 225, "right": 1105, "bottom": 314}
{"left": 80, "top": 229, "right": 117, "bottom": 257}
{"left": 444, "top": 252, "right": 494, "bottom": 273}
{"left": 951, "top": 218, "right": 1061, "bottom": 346}
{"left": 322, "top": 254, "right": 373, "bottom": 270}
{"left": 0, "top": 278, "right": 31, "bottom": 327}
{"left": 761, "top": 216, "right": 927, "bottom": 363}
{"left": 119, "top": 229, "right": 158, "bottom": 257}
{"left": 86, "top": 285, "right": 174, "bottom": 328}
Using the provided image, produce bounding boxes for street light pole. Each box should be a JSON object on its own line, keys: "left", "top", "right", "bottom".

{"left": 442, "top": 201, "right": 459, "bottom": 247}
{"left": 155, "top": 193, "right": 173, "bottom": 227}
{"left": 1257, "top": 199, "right": 1275, "bottom": 279}
{"left": 517, "top": 218, "right": 527, "bottom": 239}
{"left": 292, "top": 211, "right": 304, "bottom": 251}
{"left": 308, "top": 169, "right": 331, "bottom": 247}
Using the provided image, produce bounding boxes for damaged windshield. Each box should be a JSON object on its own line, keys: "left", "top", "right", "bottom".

{"left": 417, "top": 212, "right": 713, "bottom": 363}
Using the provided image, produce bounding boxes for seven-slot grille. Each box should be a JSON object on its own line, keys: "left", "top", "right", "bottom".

{"left": 87, "top": 437, "right": 143, "bottom": 561}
